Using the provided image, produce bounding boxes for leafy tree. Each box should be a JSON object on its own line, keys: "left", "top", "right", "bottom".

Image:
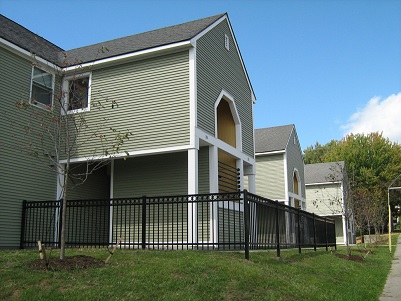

{"left": 304, "top": 132, "right": 401, "bottom": 235}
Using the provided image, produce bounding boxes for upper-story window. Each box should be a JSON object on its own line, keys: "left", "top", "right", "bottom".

{"left": 64, "top": 73, "right": 91, "bottom": 113}
{"left": 30, "top": 66, "right": 54, "bottom": 108}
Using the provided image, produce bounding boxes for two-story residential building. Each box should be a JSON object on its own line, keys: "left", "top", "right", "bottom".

{"left": 304, "top": 161, "right": 356, "bottom": 245}
{"left": 253, "top": 125, "right": 305, "bottom": 208}
{"left": 0, "top": 13, "right": 256, "bottom": 248}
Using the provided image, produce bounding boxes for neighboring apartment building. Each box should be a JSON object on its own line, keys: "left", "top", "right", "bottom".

{"left": 0, "top": 13, "right": 256, "bottom": 248}
{"left": 253, "top": 125, "right": 306, "bottom": 208}
{"left": 305, "top": 161, "right": 356, "bottom": 245}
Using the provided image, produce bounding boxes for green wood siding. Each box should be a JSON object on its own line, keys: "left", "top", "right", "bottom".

{"left": 72, "top": 51, "right": 190, "bottom": 159}
{"left": 0, "top": 46, "right": 56, "bottom": 248}
{"left": 197, "top": 20, "right": 254, "bottom": 157}
{"left": 305, "top": 184, "right": 342, "bottom": 216}
{"left": 67, "top": 164, "right": 110, "bottom": 200}
{"left": 255, "top": 154, "right": 286, "bottom": 200}
{"left": 113, "top": 152, "right": 188, "bottom": 197}
{"left": 198, "top": 146, "right": 210, "bottom": 194}
{"left": 286, "top": 131, "right": 305, "bottom": 198}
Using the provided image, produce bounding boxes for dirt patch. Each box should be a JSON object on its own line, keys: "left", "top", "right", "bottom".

{"left": 28, "top": 255, "right": 105, "bottom": 271}
{"left": 334, "top": 253, "right": 364, "bottom": 263}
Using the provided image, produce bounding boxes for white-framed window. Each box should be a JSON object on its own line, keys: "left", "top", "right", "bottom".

{"left": 63, "top": 72, "right": 91, "bottom": 113}
{"left": 30, "top": 66, "right": 54, "bottom": 109}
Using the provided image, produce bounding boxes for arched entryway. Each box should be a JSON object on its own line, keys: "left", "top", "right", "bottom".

{"left": 216, "top": 98, "right": 239, "bottom": 192}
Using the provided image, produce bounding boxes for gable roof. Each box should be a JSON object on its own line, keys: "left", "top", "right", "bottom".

{"left": 64, "top": 14, "right": 225, "bottom": 66}
{"left": 255, "top": 124, "right": 294, "bottom": 153}
{"left": 0, "top": 14, "right": 64, "bottom": 65}
{"left": 304, "top": 161, "right": 345, "bottom": 184}
{"left": 0, "top": 13, "right": 225, "bottom": 67}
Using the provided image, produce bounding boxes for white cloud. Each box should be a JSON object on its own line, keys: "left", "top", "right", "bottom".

{"left": 341, "top": 92, "right": 401, "bottom": 143}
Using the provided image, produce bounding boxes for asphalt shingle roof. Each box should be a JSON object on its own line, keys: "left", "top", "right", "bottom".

{"left": 255, "top": 124, "right": 294, "bottom": 153}
{"left": 304, "top": 161, "right": 345, "bottom": 184}
{"left": 0, "top": 14, "right": 64, "bottom": 65}
{"left": 64, "top": 13, "right": 225, "bottom": 65}
{"left": 1, "top": 13, "right": 225, "bottom": 67}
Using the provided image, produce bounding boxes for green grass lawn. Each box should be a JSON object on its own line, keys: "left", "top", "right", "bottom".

{"left": 0, "top": 235, "right": 398, "bottom": 301}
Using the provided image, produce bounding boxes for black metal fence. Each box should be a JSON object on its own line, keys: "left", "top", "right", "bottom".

{"left": 21, "top": 191, "right": 336, "bottom": 259}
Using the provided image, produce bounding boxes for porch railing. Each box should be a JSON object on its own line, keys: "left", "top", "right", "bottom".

{"left": 20, "top": 191, "right": 336, "bottom": 259}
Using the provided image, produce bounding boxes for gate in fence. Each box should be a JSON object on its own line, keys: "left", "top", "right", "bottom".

{"left": 21, "top": 191, "right": 336, "bottom": 259}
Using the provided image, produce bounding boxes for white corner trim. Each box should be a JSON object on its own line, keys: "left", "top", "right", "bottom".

{"left": 189, "top": 47, "right": 197, "bottom": 148}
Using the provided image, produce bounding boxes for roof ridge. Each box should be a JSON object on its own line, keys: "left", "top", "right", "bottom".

{"left": 66, "top": 13, "right": 226, "bottom": 53}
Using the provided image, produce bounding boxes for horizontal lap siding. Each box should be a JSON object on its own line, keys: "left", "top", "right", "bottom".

{"left": 0, "top": 47, "right": 56, "bottom": 248}
{"left": 73, "top": 51, "right": 190, "bottom": 158}
{"left": 255, "top": 155, "right": 285, "bottom": 200}
{"left": 197, "top": 20, "right": 254, "bottom": 157}
{"left": 198, "top": 146, "right": 210, "bottom": 194}
{"left": 67, "top": 164, "right": 110, "bottom": 200}
{"left": 113, "top": 152, "right": 188, "bottom": 197}
{"left": 286, "top": 131, "right": 305, "bottom": 198}
{"left": 305, "top": 184, "right": 342, "bottom": 216}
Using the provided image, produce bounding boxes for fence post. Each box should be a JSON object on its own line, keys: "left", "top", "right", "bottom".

{"left": 243, "top": 190, "right": 250, "bottom": 260}
{"left": 297, "top": 208, "right": 301, "bottom": 254}
{"left": 142, "top": 196, "right": 147, "bottom": 249}
{"left": 313, "top": 214, "right": 317, "bottom": 251}
{"left": 276, "top": 200, "right": 280, "bottom": 257}
{"left": 20, "top": 200, "right": 27, "bottom": 249}
{"left": 325, "top": 217, "right": 328, "bottom": 251}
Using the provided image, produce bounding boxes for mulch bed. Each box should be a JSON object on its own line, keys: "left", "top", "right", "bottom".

{"left": 28, "top": 255, "right": 105, "bottom": 271}
{"left": 334, "top": 253, "right": 365, "bottom": 262}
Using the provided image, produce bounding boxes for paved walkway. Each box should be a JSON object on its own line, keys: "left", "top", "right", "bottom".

{"left": 380, "top": 235, "right": 401, "bottom": 301}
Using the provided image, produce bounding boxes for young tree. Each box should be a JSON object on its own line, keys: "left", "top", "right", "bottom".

{"left": 16, "top": 53, "right": 131, "bottom": 259}
{"left": 312, "top": 162, "right": 354, "bottom": 255}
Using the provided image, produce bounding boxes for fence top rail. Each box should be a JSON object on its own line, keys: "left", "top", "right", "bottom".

{"left": 246, "top": 191, "right": 336, "bottom": 224}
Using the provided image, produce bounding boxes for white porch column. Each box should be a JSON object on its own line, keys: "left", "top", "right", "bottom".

{"left": 244, "top": 164, "right": 256, "bottom": 193}
{"left": 209, "top": 145, "right": 219, "bottom": 193}
{"left": 109, "top": 159, "right": 115, "bottom": 244}
{"left": 188, "top": 148, "right": 198, "bottom": 245}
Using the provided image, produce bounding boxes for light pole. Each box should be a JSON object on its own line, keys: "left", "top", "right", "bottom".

{"left": 388, "top": 173, "right": 401, "bottom": 253}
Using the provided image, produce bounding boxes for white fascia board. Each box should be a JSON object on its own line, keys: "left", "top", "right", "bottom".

{"left": 59, "top": 144, "right": 194, "bottom": 164}
{"left": 196, "top": 127, "right": 255, "bottom": 165}
{"left": 305, "top": 181, "right": 341, "bottom": 186}
{"left": 62, "top": 41, "right": 192, "bottom": 72}
{"left": 190, "top": 14, "right": 256, "bottom": 104}
{"left": 255, "top": 150, "right": 286, "bottom": 156}
{"left": 0, "top": 37, "right": 60, "bottom": 71}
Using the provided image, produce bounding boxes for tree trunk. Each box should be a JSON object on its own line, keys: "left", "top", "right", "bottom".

{"left": 59, "top": 161, "right": 69, "bottom": 260}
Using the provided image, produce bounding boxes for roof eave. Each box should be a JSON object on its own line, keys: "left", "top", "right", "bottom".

{"left": 62, "top": 40, "right": 193, "bottom": 72}
{"left": 0, "top": 37, "right": 61, "bottom": 70}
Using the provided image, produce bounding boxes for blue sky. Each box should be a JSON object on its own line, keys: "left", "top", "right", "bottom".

{"left": 2, "top": 0, "right": 400, "bottom": 150}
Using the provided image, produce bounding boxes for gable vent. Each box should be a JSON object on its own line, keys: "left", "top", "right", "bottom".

{"left": 225, "top": 34, "right": 230, "bottom": 50}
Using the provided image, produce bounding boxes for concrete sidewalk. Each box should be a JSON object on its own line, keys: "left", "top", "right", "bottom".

{"left": 380, "top": 235, "right": 401, "bottom": 301}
